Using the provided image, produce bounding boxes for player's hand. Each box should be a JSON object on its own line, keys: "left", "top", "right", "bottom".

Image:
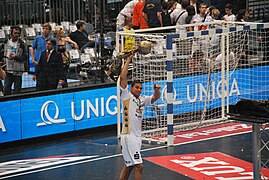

{"left": 154, "top": 84, "right": 161, "bottom": 90}
{"left": 126, "top": 51, "right": 135, "bottom": 62}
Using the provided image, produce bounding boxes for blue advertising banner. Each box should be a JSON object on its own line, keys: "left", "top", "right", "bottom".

{"left": 1, "top": 66, "right": 269, "bottom": 143}
{"left": 73, "top": 87, "right": 118, "bottom": 130}
{"left": 0, "top": 100, "right": 21, "bottom": 143}
{"left": 21, "top": 93, "right": 75, "bottom": 139}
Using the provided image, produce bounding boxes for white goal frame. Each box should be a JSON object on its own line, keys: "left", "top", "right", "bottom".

{"left": 116, "top": 21, "right": 269, "bottom": 146}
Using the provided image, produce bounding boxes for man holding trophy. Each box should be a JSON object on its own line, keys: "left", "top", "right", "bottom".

{"left": 119, "top": 52, "right": 161, "bottom": 180}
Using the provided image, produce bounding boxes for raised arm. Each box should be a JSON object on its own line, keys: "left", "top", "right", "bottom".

{"left": 151, "top": 84, "right": 161, "bottom": 104}
{"left": 120, "top": 54, "right": 133, "bottom": 89}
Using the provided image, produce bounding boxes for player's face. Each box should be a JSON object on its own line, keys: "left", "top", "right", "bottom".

{"left": 131, "top": 83, "right": 142, "bottom": 98}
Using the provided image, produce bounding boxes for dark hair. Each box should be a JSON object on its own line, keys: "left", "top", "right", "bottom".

{"left": 225, "top": 3, "right": 233, "bottom": 10}
{"left": 185, "top": 5, "right": 195, "bottom": 24}
{"left": 47, "top": 39, "right": 57, "bottom": 46}
{"left": 167, "top": 1, "right": 176, "bottom": 10}
{"left": 76, "top": 20, "right": 86, "bottom": 29}
{"left": 124, "top": 16, "right": 133, "bottom": 25}
{"left": 236, "top": 9, "right": 248, "bottom": 21}
{"left": 162, "top": 2, "right": 168, "bottom": 10}
{"left": 199, "top": 3, "right": 207, "bottom": 8}
{"left": 208, "top": 6, "right": 216, "bottom": 14}
{"left": 181, "top": 0, "right": 190, "bottom": 9}
{"left": 10, "top": 25, "right": 21, "bottom": 35}
{"left": 131, "top": 80, "right": 142, "bottom": 87}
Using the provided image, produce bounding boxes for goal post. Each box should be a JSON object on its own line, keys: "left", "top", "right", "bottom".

{"left": 116, "top": 21, "right": 269, "bottom": 145}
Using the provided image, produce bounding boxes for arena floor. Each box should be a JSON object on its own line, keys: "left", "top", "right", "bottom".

{"left": 0, "top": 122, "right": 268, "bottom": 180}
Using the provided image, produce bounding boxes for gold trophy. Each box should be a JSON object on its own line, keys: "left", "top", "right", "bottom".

{"left": 105, "top": 41, "right": 152, "bottom": 82}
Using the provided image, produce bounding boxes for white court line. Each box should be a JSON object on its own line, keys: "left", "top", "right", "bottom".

{"left": 0, "top": 129, "right": 256, "bottom": 179}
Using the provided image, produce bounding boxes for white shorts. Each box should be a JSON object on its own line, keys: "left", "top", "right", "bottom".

{"left": 120, "top": 134, "right": 142, "bottom": 167}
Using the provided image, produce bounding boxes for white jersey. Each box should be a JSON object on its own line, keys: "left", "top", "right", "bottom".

{"left": 116, "top": 0, "right": 139, "bottom": 30}
{"left": 223, "top": 14, "right": 236, "bottom": 22}
{"left": 120, "top": 85, "right": 152, "bottom": 137}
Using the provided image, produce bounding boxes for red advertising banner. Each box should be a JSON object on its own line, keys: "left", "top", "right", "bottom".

{"left": 145, "top": 152, "right": 269, "bottom": 180}
{"left": 152, "top": 123, "right": 253, "bottom": 145}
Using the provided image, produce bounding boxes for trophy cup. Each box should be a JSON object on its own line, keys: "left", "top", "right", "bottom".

{"left": 105, "top": 41, "right": 152, "bottom": 82}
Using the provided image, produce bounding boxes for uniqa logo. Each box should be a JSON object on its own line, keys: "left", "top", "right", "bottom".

{"left": 0, "top": 115, "right": 6, "bottom": 132}
{"left": 36, "top": 101, "right": 66, "bottom": 127}
{"left": 160, "top": 78, "right": 240, "bottom": 105}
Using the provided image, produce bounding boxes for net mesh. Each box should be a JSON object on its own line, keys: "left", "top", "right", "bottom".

{"left": 117, "top": 22, "right": 269, "bottom": 143}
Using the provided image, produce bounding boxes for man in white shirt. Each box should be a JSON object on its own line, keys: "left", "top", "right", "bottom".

{"left": 223, "top": 4, "right": 236, "bottom": 22}
{"left": 119, "top": 53, "right": 161, "bottom": 180}
{"left": 193, "top": 3, "right": 213, "bottom": 25}
{"left": 116, "top": 0, "right": 139, "bottom": 30}
{"left": 171, "top": 0, "right": 189, "bottom": 26}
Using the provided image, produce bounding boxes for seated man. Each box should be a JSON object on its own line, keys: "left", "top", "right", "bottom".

{"left": 68, "top": 21, "right": 95, "bottom": 51}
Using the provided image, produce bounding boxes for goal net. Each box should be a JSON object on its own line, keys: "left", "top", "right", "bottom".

{"left": 116, "top": 21, "right": 269, "bottom": 145}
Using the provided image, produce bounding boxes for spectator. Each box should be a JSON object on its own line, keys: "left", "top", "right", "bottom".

{"left": 132, "top": 0, "right": 148, "bottom": 29}
{"left": 167, "top": 0, "right": 177, "bottom": 13}
{"left": 31, "top": 23, "right": 56, "bottom": 66}
{"left": 119, "top": 17, "right": 135, "bottom": 53}
{"left": 161, "top": 1, "right": 172, "bottom": 27}
{"left": 173, "top": 0, "right": 189, "bottom": 27}
{"left": 31, "top": 23, "right": 56, "bottom": 89}
{"left": 211, "top": 8, "right": 220, "bottom": 20}
{"left": 193, "top": 3, "right": 213, "bottom": 30}
{"left": 34, "top": 39, "right": 64, "bottom": 91}
{"left": 185, "top": 5, "right": 196, "bottom": 31}
{"left": 116, "top": 0, "right": 139, "bottom": 30}
{"left": 68, "top": 20, "right": 96, "bottom": 51}
{"left": 223, "top": 3, "right": 236, "bottom": 22}
{"left": 236, "top": 9, "right": 250, "bottom": 22}
{"left": 54, "top": 27, "right": 71, "bottom": 88}
{"left": 3, "top": 26, "right": 27, "bottom": 95}
{"left": 190, "top": 0, "right": 203, "bottom": 14}
{"left": 143, "top": 0, "right": 162, "bottom": 28}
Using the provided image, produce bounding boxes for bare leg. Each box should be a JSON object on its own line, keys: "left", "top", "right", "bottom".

{"left": 134, "top": 163, "right": 143, "bottom": 180}
{"left": 119, "top": 164, "right": 133, "bottom": 180}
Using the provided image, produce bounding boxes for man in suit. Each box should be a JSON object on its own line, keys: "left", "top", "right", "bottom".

{"left": 34, "top": 39, "right": 64, "bottom": 91}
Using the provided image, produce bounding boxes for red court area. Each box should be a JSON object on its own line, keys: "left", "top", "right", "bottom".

{"left": 146, "top": 152, "right": 269, "bottom": 180}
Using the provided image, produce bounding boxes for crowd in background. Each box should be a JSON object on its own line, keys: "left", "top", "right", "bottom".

{"left": 0, "top": 20, "right": 97, "bottom": 96}
{"left": 116, "top": 0, "right": 251, "bottom": 32}
{"left": 0, "top": 0, "right": 266, "bottom": 97}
